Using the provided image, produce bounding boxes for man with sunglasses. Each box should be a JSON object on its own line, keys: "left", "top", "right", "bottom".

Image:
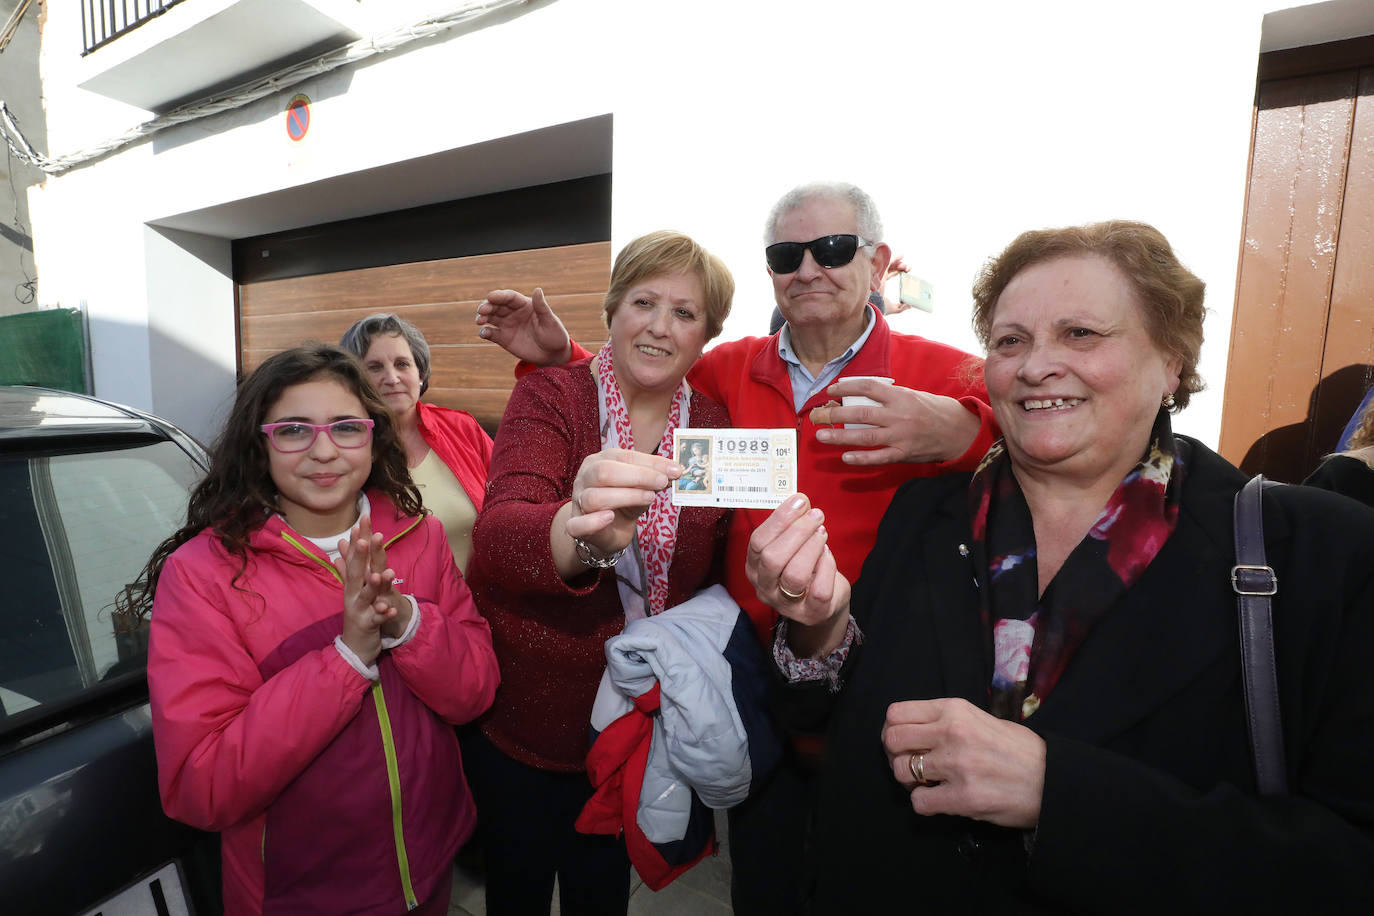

{"left": 476, "top": 181, "right": 995, "bottom": 912}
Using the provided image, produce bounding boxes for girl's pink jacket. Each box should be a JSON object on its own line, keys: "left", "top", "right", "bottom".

{"left": 148, "top": 490, "right": 498, "bottom": 915}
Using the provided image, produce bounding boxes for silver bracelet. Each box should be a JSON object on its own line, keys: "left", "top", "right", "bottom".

{"left": 573, "top": 536, "right": 626, "bottom": 568}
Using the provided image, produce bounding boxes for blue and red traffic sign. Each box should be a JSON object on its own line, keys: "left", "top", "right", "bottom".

{"left": 286, "top": 95, "right": 311, "bottom": 142}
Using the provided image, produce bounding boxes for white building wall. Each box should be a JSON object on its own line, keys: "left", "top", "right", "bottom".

{"left": 0, "top": 0, "right": 43, "bottom": 317}
{"left": 25, "top": 0, "right": 1374, "bottom": 445}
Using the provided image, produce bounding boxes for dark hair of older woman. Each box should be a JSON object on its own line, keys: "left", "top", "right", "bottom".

{"left": 461, "top": 230, "right": 735, "bottom": 914}
{"left": 339, "top": 313, "right": 492, "bottom": 574}
{"left": 745, "top": 220, "right": 1374, "bottom": 912}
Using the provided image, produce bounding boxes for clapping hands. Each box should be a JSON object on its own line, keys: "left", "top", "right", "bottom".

{"left": 336, "top": 514, "right": 411, "bottom": 665}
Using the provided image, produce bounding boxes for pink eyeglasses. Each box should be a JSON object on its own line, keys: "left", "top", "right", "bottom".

{"left": 260, "top": 419, "right": 375, "bottom": 453}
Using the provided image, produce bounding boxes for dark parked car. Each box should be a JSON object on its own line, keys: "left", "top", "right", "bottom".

{"left": 0, "top": 386, "right": 221, "bottom": 915}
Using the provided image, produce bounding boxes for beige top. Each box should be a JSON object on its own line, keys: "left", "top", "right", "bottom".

{"left": 410, "top": 448, "right": 478, "bottom": 575}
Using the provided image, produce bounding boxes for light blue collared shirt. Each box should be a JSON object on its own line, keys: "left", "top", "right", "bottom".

{"left": 776, "top": 306, "right": 878, "bottom": 412}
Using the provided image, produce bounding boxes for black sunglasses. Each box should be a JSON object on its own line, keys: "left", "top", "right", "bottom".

{"left": 765, "top": 234, "right": 874, "bottom": 273}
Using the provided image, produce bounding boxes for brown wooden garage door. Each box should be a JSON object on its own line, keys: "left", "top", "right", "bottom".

{"left": 238, "top": 242, "right": 611, "bottom": 433}
{"left": 232, "top": 176, "right": 612, "bottom": 434}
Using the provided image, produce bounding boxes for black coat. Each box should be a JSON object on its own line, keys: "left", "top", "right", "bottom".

{"left": 1303, "top": 453, "right": 1374, "bottom": 510}
{"left": 787, "top": 437, "right": 1374, "bottom": 913}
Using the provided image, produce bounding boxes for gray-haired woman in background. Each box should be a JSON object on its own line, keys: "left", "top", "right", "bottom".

{"left": 341, "top": 313, "right": 492, "bottom": 574}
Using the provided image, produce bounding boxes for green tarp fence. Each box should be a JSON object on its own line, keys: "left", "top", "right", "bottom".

{"left": 0, "top": 309, "right": 88, "bottom": 393}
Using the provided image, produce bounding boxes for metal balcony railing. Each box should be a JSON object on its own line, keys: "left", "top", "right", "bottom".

{"left": 81, "top": 0, "right": 189, "bottom": 55}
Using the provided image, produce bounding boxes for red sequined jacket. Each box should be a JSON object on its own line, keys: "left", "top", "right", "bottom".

{"left": 466, "top": 359, "right": 731, "bottom": 772}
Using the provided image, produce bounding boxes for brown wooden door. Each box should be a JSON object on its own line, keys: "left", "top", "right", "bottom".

{"left": 1219, "top": 42, "right": 1374, "bottom": 482}
{"left": 237, "top": 242, "right": 612, "bottom": 433}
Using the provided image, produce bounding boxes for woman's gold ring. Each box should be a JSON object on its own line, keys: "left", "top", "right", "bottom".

{"left": 909, "top": 752, "right": 935, "bottom": 787}
{"left": 778, "top": 581, "right": 808, "bottom": 601}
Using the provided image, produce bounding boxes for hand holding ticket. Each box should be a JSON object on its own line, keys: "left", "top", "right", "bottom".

{"left": 570, "top": 448, "right": 680, "bottom": 554}
{"left": 671, "top": 429, "right": 797, "bottom": 509}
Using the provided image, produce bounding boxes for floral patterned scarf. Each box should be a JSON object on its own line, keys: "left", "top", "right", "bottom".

{"left": 968, "top": 409, "right": 1185, "bottom": 721}
{"left": 594, "top": 342, "right": 689, "bottom": 619}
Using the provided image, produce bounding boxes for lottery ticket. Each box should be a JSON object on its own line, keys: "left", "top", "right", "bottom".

{"left": 670, "top": 428, "right": 797, "bottom": 509}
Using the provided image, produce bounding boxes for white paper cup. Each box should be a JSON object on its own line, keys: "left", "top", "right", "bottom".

{"left": 841, "top": 376, "right": 894, "bottom": 429}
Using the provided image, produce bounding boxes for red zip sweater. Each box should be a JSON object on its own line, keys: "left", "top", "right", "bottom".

{"left": 414, "top": 400, "right": 492, "bottom": 511}
{"left": 555, "top": 307, "right": 994, "bottom": 643}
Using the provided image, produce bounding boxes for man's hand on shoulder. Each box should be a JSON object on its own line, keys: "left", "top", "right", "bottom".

{"left": 476, "top": 287, "right": 573, "bottom": 366}
{"left": 810, "top": 379, "right": 981, "bottom": 466}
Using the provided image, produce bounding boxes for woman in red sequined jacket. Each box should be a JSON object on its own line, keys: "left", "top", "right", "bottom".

{"left": 464, "top": 231, "right": 734, "bottom": 914}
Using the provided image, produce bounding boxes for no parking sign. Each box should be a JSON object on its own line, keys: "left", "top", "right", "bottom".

{"left": 286, "top": 94, "right": 311, "bottom": 142}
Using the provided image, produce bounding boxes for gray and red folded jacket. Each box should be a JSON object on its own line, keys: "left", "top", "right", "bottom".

{"left": 576, "top": 584, "right": 781, "bottom": 890}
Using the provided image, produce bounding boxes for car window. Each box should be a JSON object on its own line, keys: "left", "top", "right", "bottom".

{"left": 0, "top": 440, "right": 200, "bottom": 727}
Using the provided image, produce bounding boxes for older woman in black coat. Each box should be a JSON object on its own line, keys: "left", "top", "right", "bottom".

{"left": 747, "top": 221, "right": 1374, "bottom": 913}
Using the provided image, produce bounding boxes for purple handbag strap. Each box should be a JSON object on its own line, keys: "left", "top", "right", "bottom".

{"left": 1231, "top": 474, "right": 1287, "bottom": 796}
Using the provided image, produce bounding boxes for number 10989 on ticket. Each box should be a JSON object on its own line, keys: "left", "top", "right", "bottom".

{"left": 671, "top": 429, "right": 797, "bottom": 509}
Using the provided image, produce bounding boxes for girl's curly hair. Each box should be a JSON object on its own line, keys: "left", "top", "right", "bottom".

{"left": 117, "top": 343, "right": 422, "bottom": 623}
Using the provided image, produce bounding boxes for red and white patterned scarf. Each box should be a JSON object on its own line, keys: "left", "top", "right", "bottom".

{"left": 594, "top": 342, "right": 690, "bottom": 619}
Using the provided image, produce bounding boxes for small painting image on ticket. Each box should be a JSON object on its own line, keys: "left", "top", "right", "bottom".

{"left": 671, "top": 428, "right": 797, "bottom": 509}
{"left": 676, "top": 435, "right": 713, "bottom": 494}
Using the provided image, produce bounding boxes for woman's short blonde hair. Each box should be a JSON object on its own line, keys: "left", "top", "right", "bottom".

{"left": 971, "top": 220, "right": 1206, "bottom": 411}
{"left": 603, "top": 231, "right": 734, "bottom": 342}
